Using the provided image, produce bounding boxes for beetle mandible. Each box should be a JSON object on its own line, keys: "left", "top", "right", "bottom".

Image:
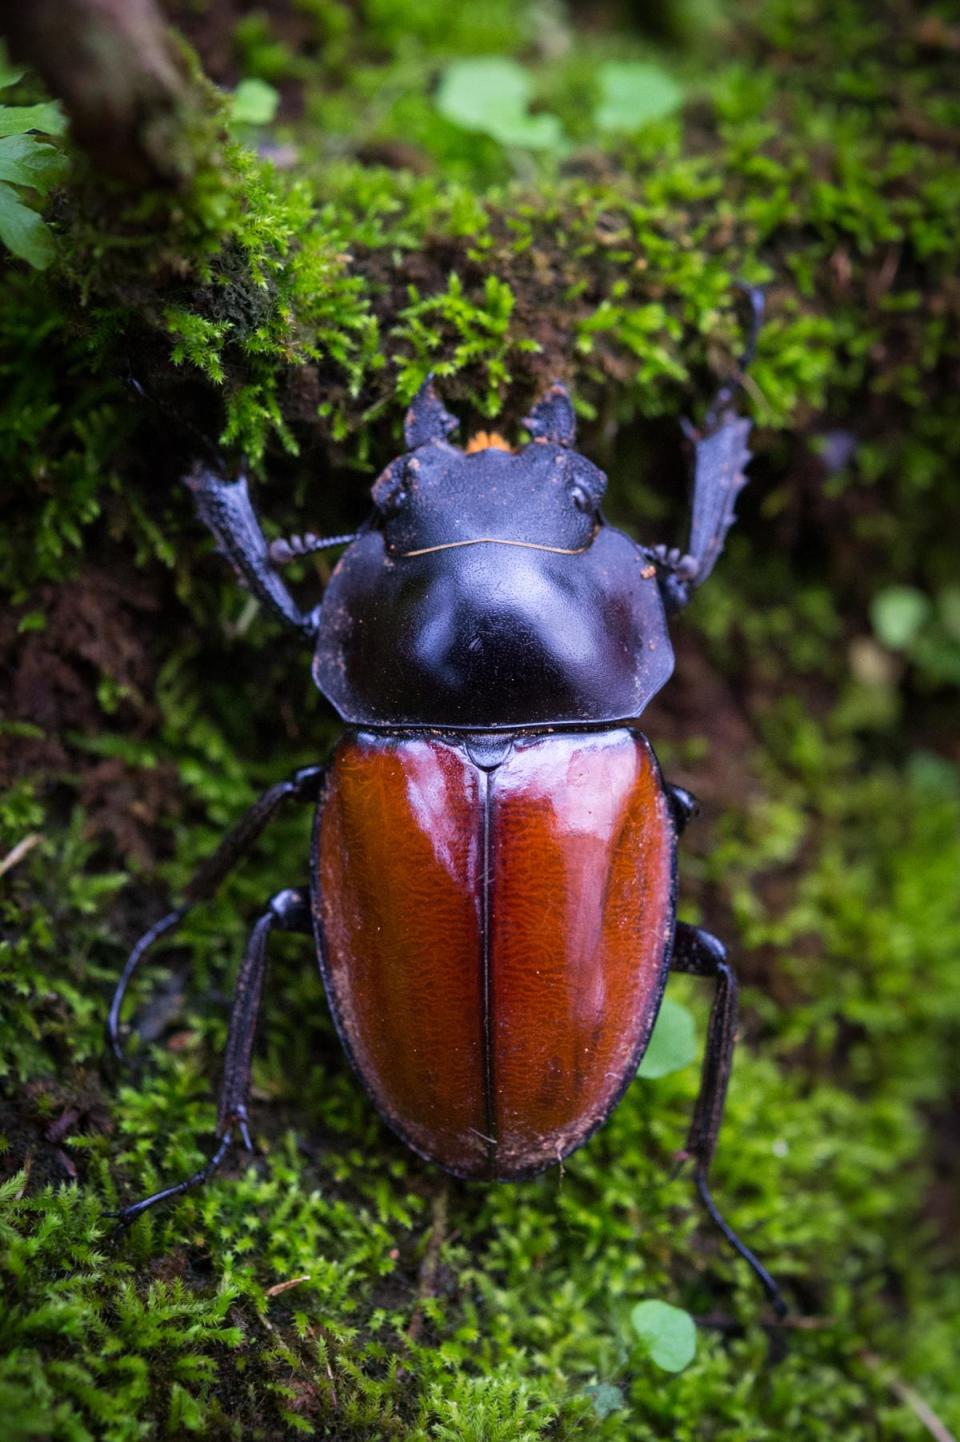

{"left": 109, "top": 287, "right": 784, "bottom": 1313}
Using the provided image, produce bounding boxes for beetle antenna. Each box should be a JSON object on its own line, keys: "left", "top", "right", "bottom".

{"left": 695, "top": 1168, "right": 788, "bottom": 1317}
{"left": 268, "top": 531, "right": 358, "bottom": 567}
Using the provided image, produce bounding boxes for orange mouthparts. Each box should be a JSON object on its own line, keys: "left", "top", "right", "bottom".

{"left": 465, "top": 430, "right": 513, "bottom": 454}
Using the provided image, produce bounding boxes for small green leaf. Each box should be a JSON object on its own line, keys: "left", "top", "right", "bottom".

{"left": 437, "top": 57, "right": 529, "bottom": 129}
{"left": 489, "top": 110, "right": 565, "bottom": 150}
{"left": 906, "top": 750, "right": 960, "bottom": 795}
{"left": 231, "top": 78, "right": 280, "bottom": 126}
{"left": 16, "top": 611, "right": 47, "bottom": 634}
{"left": 0, "top": 135, "right": 68, "bottom": 190}
{"left": 631, "top": 1299, "right": 697, "bottom": 1373}
{"left": 167, "top": 1381, "right": 204, "bottom": 1432}
{"left": 0, "top": 180, "right": 55, "bottom": 268}
{"left": 436, "top": 58, "right": 565, "bottom": 152}
{"left": 0, "top": 100, "right": 67, "bottom": 138}
{"left": 582, "top": 1382, "right": 624, "bottom": 1419}
{"left": 870, "top": 585, "right": 930, "bottom": 650}
{"left": 594, "top": 61, "right": 683, "bottom": 132}
{"left": 0, "top": 1168, "right": 27, "bottom": 1203}
{"left": 638, "top": 998, "right": 697, "bottom": 1079}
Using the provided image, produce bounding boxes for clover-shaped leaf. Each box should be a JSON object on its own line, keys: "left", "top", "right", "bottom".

{"left": 870, "top": 585, "right": 930, "bottom": 650}
{"left": 595, "top": 61, "right": 683, "bottom": 132}
{"left": 231, "top": 78, "right": 280, "bottom": 127}
{"left": 637, "top": 998, "right": 697, "bottom": 1079}
{"left": 582, "top": 1382, "right": 624, "bottom": 1418}
{"left": 631, "top": 1299, "right": 697, "bottom": 1373}
{"left": 437, "top": 58, "right": 564, "bottom": 152}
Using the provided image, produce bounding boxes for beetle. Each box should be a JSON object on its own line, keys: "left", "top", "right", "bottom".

{"left": 109, "top": 287, "right": 784, "bottom": 1313}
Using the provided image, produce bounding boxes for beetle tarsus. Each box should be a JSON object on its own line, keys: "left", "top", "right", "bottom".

{"left": 671, "top": 921, "right": 786, "bottom": 1313}
{"left": 695, "top": 1169, "right": 788, "bottom": 1319}
{"left": 702, "top": 283, "right": 766, "bottom": 432}
{"left": 111, "top": 1127, "right": 241, "bottom": 1231}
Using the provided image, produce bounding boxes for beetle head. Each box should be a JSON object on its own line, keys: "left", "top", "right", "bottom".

{"left": 371, "top": 377, "right": 607, "bottom": 557}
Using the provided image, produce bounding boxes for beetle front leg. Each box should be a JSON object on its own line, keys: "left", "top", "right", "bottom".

{"left": 671, "top": 921, "right": 787, "bottom": 1315}
{"left": 185, "top": 465, "right": 320, "bottom": 635}
{"left": 654, "top": 286, "right": 764, "bottom": 610}
{"left": 113, "top": 887, "right": 312, "bottom": 1228}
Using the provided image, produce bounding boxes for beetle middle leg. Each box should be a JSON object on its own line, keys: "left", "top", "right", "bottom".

{"left": 671, "top": 921, "right": 787, "bottom": 1316}
{"left": 108, "top": 764, "right": 325, "bottom": 1059}
{"left": 113, "top": 886, "right": 312, "bottom": 1227}
{"left": 667, "top": 783, "right": 699, "bottom": 833}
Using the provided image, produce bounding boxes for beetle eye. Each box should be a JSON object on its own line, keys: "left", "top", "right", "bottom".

{"left": 570, "top": 484, "right": 593, "bottom": 513}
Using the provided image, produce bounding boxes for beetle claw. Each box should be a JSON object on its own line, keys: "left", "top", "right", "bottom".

{"left": 225, "top": 1109, "right": 255, "bottom": 1155}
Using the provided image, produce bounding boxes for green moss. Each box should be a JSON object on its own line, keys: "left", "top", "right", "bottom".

{"left": 2, "top": 0, "right": 959, "bottom": 1436}
{"left": 3, "top": 757, "right": 958, "bottom": 1438}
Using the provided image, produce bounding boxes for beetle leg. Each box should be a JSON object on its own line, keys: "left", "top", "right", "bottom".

{"left": 108, "top": 766, "right": 325, "bottom": 1060}
{"left": 671, "top": 924, "right": 738, "bottom": 1177}
{"left": 184, "top": 466, "right": 321, "bottom": 635}
{"left": 667, "top": 784, "right": 699, "bottom": 833}
{"left": 671, "top": 921, "right": 787, "bottom": 1316}
{"left": 112, "top": 887, "right": 312, "bottom": 1229}
{"left": 655, "top": 285, "right": 764, "bottom": 610}
{"left": 701, "top": 283, "right": 765, "bottom": 433}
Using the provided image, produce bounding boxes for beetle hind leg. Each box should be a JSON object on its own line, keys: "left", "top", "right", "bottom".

{"left": 113, "top": 887, "right": 312, "bottom": 1229}
{"left": 671, "top": 921, "right": 787, "bottom": 1316}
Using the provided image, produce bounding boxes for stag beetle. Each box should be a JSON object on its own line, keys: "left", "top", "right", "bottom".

{"left": 109, "top": 288, "right": 785, "bottom": 1313}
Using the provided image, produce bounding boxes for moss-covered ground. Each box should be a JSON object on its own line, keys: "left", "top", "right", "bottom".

{"left": 1, "top": 0, "right": 959, "bottom": 1436}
